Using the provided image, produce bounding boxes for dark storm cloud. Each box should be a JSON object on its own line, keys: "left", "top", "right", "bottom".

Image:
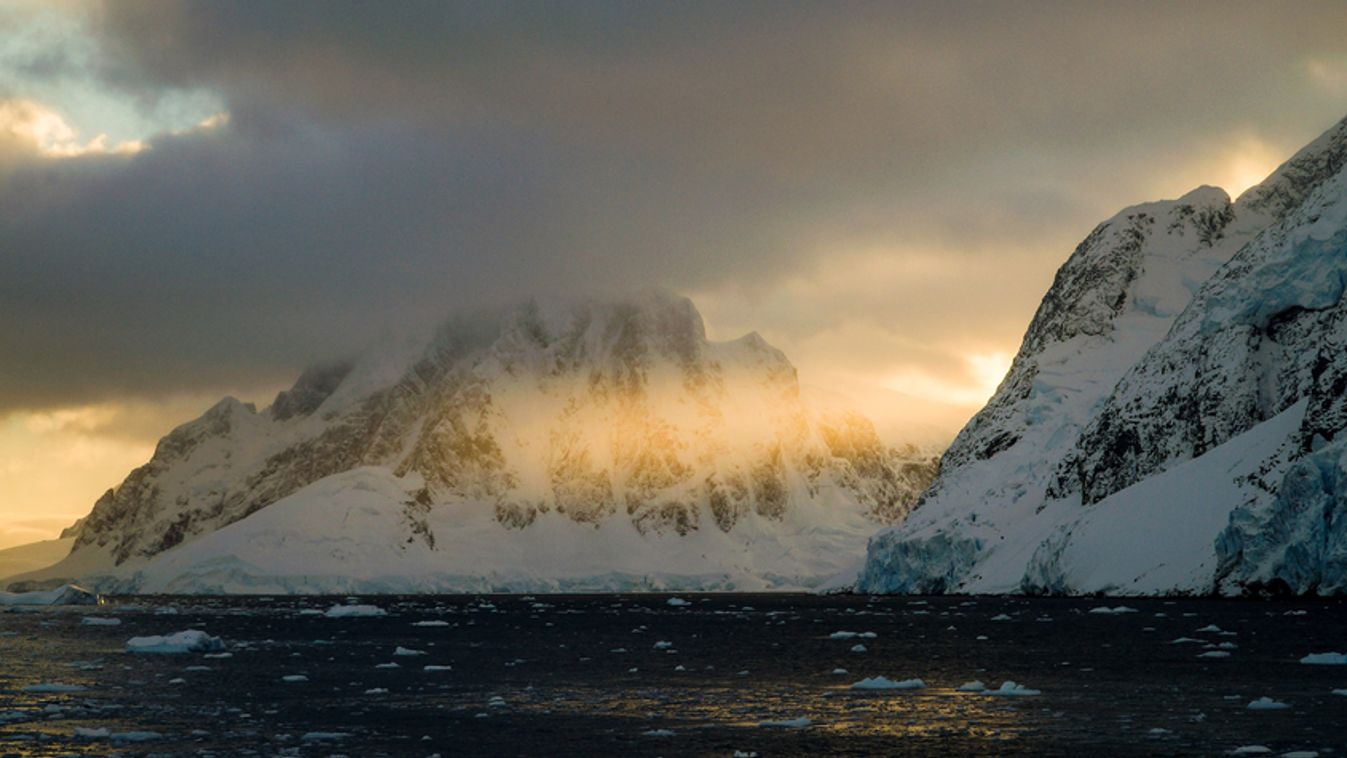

{"left": 3, "top": 0, "right": 1347, "bottom": 412}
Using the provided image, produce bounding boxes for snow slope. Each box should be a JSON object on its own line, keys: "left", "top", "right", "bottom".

{"left": 860, "top": 112, "right": 1347, "bottom": 596}
{"left": 19, "top": 292, "right": 936, "bottom": 593}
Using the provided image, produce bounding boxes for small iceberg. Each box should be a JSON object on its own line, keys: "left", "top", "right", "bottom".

{"left": 125, "top": 630, "right": 225, "bottom": 654}
{"left": 1299, "top": 652, "right": 1347, "bottom": 665}
{"left": 0, "top": 584, "right": 100, "bottom": 606}
{"left": 1245, "top": 696, "right": 1290, "bottom": 711}
{"left": 758, "top": 717, "right": 812, "bottom": 729}
{"left": 982, "top": 681, "right": 1041, "bottom": 697}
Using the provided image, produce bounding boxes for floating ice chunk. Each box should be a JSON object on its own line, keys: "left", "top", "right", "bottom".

{"left": 990, "top": 614, "right": 1012, "bottom": 621}
{"left": 956, "top": 680, "right": 986, "bottom": 692}
{"left": 850, "top": 644, "right": 867, "bottom": 653}
{"left": 412, "top": 620, "right": 449, "bottom": 627}
{"left": 1088, "top": 606, "right": 1138, "bottom": 615}
{"left": 829, "top": 631, "right": 877, "bottom": 640}
{"left": 1280, "top": 751, "right": 1319, "bottom": 758}
{"left": 1228, "top": 747, "right": 1272, "bottom": 755}
{"left": 74, "top": 727, "right": 110, "bottom": 738}
{"left": 324, "top": 604, "right": 386, "bottom": 618}
{"left": 111, "top": 731, "right": 162, "bottom": 742}
{"left": 983, "top": 681, "right": 1040, "bottom": 697}
{"left": 733, "top": 751, "right": 759, "bottom": 758}
{"left": 1195, "top": 624, "right": 1223, "bottom": 633}
{"left": 831, "top": 668, "right": 848, "bottom": 675}
{"left": 1198, "top": 651, "right": 1231, "bottom": 659}
{"left": 364, "top": 688, "right": 388, "bottom": 694}
{"left": 301, "top": 732, "right": 350, "bottom": 741}
{"left": 643, "top": 729, "right": 676, "bottom": 736}
{"left": 424, "top": 665, "right": 452, "bottom": 672}
{"left": 125, "top": 630, "right": 225, "bottom": 654}
{"left": 1170, "top": 637, "right": 1202, "bottom": 644}
{"left": 758, "top": 717, "right": 812, "bottom": 728}
{"left": 81, "top": 617, "right": 121, "bottom": 626}
{"left": 281, "top": 675, "right": 308, "bottom": 683}
{"left": 23, "top": 683, "right": 86, "bottom": 693}
{"left": 109, "top": 732, "right": 162, "bottom": 743}
{"left": 850, "top": 676, "right": 925, "bottom": 690}
{"left": 375, "top": 662, "right": 400, "bottom": 669}
{"left": 394, "top": 646, "right": 426, "bottom": 656}
{"left": 1299, "top": 652, "right": 1347, "bottom": 665}
{"left": 1246, "top": 697, "right": 1290, "bottom": 710}
{"left": 653, "top": 641, "right": 674, "bottom": 650}
{"left": 666, "top": 598, "right": 690, "bottom": 607}
{"left": 1333, "top": 689, "right": 1347, "bottom": 696}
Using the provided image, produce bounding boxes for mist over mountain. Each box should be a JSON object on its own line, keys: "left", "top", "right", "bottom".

{"left": 11, "top": 292, "right": 936, "bottom": 593}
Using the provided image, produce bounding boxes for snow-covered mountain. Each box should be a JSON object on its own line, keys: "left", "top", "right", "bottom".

{"left": 15, "top": 292, "right": 936, "bottom": 593}
{"left": 860, "top": 113, "right": 1347, "bottom": 596}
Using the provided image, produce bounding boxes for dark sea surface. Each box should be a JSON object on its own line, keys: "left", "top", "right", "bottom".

{"left": 1, "top": 593, "right": 1345, "bottom": 756}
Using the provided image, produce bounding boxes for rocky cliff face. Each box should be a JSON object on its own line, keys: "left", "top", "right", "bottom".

{"left": 860, "top": 113, "right": 1347, "bottom": 596}
{"left": 44, "top": 292, "right": 936, "bottom": 592}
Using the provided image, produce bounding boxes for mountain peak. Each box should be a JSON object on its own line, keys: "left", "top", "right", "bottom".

{"left": 28, "top": 292, "right": 936, "bottom": 593}
{"left": 1237, "top": 111, "right": 1347, "bottom": 220}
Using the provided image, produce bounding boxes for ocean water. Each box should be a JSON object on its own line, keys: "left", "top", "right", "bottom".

{"left": 1, "top": 593, "right": 1345, "bottom": 756}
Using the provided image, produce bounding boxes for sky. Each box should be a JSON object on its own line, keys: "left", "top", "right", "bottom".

{"left": 2, "top": 1, "right": 1347, "bottom": 548}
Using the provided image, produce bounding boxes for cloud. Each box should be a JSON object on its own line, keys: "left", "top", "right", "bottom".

{"left": 0, "top": 98, "right": 143, "bottom": 157}
{"left": 0, "top": 1, "right": 1346, "bottom": 422}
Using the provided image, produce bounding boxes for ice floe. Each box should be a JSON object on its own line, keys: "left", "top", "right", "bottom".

{"left": 849, "top": 676, "right": 925, "bottom": 690}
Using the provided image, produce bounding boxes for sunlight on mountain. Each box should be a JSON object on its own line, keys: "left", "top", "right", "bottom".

{"left": 1222, "top": 135, "right": 1285, "bottom": 197}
